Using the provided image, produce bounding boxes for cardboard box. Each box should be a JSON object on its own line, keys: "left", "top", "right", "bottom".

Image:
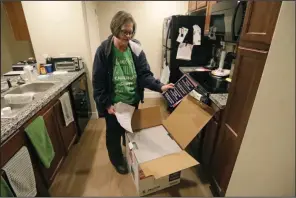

{"left": 126, "top": 95, "right": 215, "bottom": 196}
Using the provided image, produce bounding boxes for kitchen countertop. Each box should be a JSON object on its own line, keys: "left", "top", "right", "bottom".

{"left": 1, "top": 69, "right": 86, "bottom": 142}
{"left": 209, "top": 93, "right": 228, "bottom": 109}
{"left": 179, "top": 67, "right": 228, "bottom": 109}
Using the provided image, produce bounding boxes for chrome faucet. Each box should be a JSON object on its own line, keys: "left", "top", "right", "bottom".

{"left": 6, "top": 78, "right": 12, "bottom": 88}
{"left": 17, "top": 76, "right": 26, "bottom": 85}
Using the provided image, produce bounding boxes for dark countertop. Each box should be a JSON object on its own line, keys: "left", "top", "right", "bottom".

{"left": 179, "top": 67, "right": 228, "bottom": 109}
{"left": 1, "top": 69, "right": 85, "bottom": 142}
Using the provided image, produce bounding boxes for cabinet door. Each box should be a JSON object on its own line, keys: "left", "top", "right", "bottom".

{"left": 210, "top": 46, "right": 268, "bottom": 195}
{"left": 202, "top": 119, "right": 218, "bottom": 167}
{"left": 188, "top": 1, "right": 197, "bottom": 12}
{"left": 210, "top": 124, "right": 238, "bottom": 196}
{"left": 3, "top": 2, "right": 31, "bottom": 41}
{"left": 240, "top": 1, "right": 282, "bottom": 48}
{"left": 41, "top": 106, "right": 65, "bottom": 186}
{"left": 0, "top": 129, "right": 50, "bottom": 196}
{"left": 54, "top": 100, "right": 77, "bottom": 153}
{"left": 196, "top": 1, "right": 207, "bottom": 10}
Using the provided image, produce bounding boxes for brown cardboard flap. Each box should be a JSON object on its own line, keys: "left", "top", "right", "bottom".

{"left": 139, "top": 150, "right": 198, "bottom": 179}
{"left": 163, "top": 96, "right": 215, "bottom": 149}
{"left": 132, "top": 106, "right": 162, "bottom": 131}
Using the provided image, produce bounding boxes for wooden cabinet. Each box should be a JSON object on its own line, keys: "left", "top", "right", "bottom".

{"left": 1, "top": 84, "right": 81, "bottom": 193}
{"left": 240, "top": 1, "right": 282, "bottom": 50}
{"left": 223, "top": 47, "right": 268, "bottom": 139}
{"left": 210, "top": 46, "right": 268, "bottom": 195}
{"left": 0, "top": 129, "right": 50, "bottom": 196}
{"left": 204, "top": 1, "right": 216, "bottom": 35}
{"left": 202, "top": 118, "right": 218, "bottom": 167}
{"left": 196, "top": 1, "right": 207, "bottom": 10}
{"left": 39, "top": 94, "right": 78, "bottom": 186}
{"left": 208, "top": 2, "right": 282, "bottom": 196}
{"left": 188, "top": 1, "right": 207, "bottom": 12}
{"left": 188, "top": 1, "right": 197, "bottom": 12}
{"left": 54, "top": 100, "right": 78, "bottom": 153}
{"left": 41, "top": 103, "right": 66, "bottom": 186}
{"left": 188, "top": 1, "right": 216, "bottom": 34}
{"left": 2, "top": 1, "right": 30, "bottom": 41}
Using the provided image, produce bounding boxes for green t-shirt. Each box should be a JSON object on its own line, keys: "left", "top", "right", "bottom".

{"left": 112, "top": 45, "right": 139, "bottom": 104}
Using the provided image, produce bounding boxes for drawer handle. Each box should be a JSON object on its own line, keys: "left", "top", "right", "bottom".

{"left": 238, "top": 46, "right": 268, "bottom": 54}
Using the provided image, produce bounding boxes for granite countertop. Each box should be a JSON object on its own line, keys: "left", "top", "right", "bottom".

{"left": 1, "top": 69, "right": 85, "bottom": 142}
{"left": 179, "top": 66, "right": 228, "bottom": 109}
{"left": 209, "top": 93, "right": 228, "bottom": 109}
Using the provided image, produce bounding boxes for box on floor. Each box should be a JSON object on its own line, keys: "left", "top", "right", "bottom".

{"left": 125, "top": 95, "right": 215, "bottom": 196}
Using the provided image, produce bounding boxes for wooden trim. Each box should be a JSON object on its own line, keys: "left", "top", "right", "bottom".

{"left": 238, "top": 40, "right": 270, "bottom": 51}
{"left": 225, "top": 124, "right": 237, "bottom": 137}
{"left": 2, "top": 1, "right": 31, "bottom": 41}
{"left": 238, "top": 46, "right": 268, "bottom": 54}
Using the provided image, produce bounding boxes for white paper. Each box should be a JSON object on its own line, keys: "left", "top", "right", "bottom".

{"left": 193, "top": 25, "right": 201, "bottom": 45}
{"left": 114, "top": 102, "right": 135, "bottom": 133}
{"left": 176, "top": 43, "right": 193, "bottom": 61}
{"left": 160, "top": 61, "right": 170, "bottom": 84}
{"left": 176, "top": 27, "right": 188, "bottom": 43}
{"left": 127, "top": 125, "right": 181, "bottom": 164}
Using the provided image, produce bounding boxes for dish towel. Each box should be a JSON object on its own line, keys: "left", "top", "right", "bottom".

{"left": 1, "top": 176, "right": 14, "bottom": 197}
{"left": 59, "top": 91, "right": 74, "bottom": 126}
{"left": 25, "top": 116, "right": 55, "bottom": 168}
{"left": 2, "top": 146, "right": 37, "bottom": 197}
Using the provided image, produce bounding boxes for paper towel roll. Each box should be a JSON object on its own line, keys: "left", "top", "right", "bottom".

{"left": 218, "top": 50, "right": 227, "bottom": 70}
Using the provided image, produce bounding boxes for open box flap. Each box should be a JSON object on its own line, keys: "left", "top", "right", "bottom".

{"left": 163, "top": 95, "right": 215, "bottom": 149}
{"left": 139, "top": 150, "right": 198, "bottom": 179}
{"left": 131, "top": 106, "right": 162, "bottom": 131}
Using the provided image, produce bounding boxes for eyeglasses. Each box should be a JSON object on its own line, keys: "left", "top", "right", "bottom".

{"left": 120, "top": 29, "right": 134, "bottom": 37}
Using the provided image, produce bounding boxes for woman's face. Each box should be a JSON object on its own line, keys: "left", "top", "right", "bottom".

{"left": 117, "top": 22, "right": 134, "bottom": 45}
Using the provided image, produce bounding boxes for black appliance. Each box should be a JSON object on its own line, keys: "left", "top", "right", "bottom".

{"left": 224, "top": 52, "right": 236, "bottom": 70}
{"left": 204, "top": 43, "right": 223, "bottom": 69}
{"left": 69, "top": 74, "right": 91, "bottom": 136}
{"left": 209, "top": 0, "right": 247, "bottom": 43}
{"left": 188, "top": 71, "right": 229, "bottom": 97}
{"left": 163, "top": 15, "right": 214, "bottom": 83}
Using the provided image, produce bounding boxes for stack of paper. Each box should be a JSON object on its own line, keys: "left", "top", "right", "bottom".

{"left": 114, "top": 102, "right": 135, "bottom": 133}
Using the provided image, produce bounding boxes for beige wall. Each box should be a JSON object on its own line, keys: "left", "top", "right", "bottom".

{"left": 96, "top": 1, "right": 188, "bottom": 79}
{"left": 226, "top": 2, "right": 295, "bottom": 196}
{"left": 84, "top": 1, "right": 101, "bottom": 60}
{"left": 22, "top": 1, "right": 97, "bottom": 116}
{"left": 1, "top": 4, "right": 34, "bottom": 74}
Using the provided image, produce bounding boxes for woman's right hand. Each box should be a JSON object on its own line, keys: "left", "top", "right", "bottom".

{"left": 107, "top": 105, "right": 116, "bottom": 115}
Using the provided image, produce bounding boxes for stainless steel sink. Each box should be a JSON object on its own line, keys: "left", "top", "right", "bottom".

{"left": 1, "top": 81, "right": 57, "bottom": 118}
{"left": 5, "top": 82, "right": 55, "bottom": 95}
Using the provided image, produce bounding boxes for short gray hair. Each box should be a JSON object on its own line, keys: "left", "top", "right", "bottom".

{"left": 110, "top": 11, "right": 136, "bottom": 38}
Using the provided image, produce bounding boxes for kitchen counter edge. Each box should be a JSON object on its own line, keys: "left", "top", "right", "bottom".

{"left": 1, "top": 69, "right": 86, "bottom": 142}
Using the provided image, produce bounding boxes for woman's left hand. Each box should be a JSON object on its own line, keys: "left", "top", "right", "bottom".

{"left": 161, "top": 83, "right": 174, "bottom": 92}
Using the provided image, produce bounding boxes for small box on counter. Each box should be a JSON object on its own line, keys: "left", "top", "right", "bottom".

{"left": 162, "top": 74, "right": 197, "bottom": 107}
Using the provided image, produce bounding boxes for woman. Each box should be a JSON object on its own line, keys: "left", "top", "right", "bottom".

{"left": 92, "top": 11, "right": 174, "bottom": 175}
